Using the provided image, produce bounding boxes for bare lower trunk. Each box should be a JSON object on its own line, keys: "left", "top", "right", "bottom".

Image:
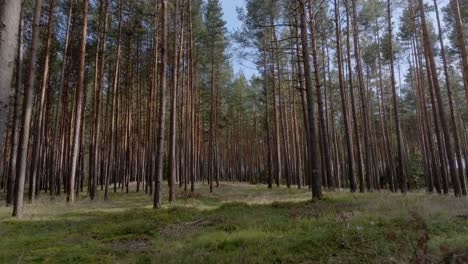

{"left": 13, "top": 0, "right": 43, "bottom": 218}
{"left": 0, "top": 0, "right": 22, "bottom": 147}
{"left": 387, "top": 0, "right": 406, "bottom": 192}
{"left": 6, "top": 6, "right": 23, "bottom": 207}
{"left": 299, "top": 0, "right": 321, "bottom": 200}
{"left": 418, "top": 0, "right": 461, "bottom": 196}
{"left": 154, "top": 0, "right": 168, "bottom": 209}
{"left": 68, "top": 0, "right": 88, "bottom": 203}
{"left": 168, "top": 0, "right": 179, "bottom": 202}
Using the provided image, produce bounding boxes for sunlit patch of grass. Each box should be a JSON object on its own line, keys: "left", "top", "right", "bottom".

{"left": 0, "top": 182, "right": 467, "bottom": 263}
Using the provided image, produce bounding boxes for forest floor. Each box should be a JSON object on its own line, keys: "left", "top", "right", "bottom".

{"left": 0, "top": 183, "right": 467, "bottom": 263}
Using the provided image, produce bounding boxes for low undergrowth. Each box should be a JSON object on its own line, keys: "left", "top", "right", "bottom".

{"left": 0, "top": 183, "right": 467, "bottom": 263}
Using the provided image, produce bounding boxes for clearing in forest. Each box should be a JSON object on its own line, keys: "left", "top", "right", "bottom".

{"left": 0, "top": 183, "right": 467, "bottom": 263}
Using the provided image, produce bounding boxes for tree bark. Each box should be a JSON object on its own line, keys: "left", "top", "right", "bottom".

{"left": 386, "top": 0, "right": 406, "bottom": 192}
{"left": 6, "top": 5, "right": 23, "bottom": 207}
{"left": 308, "top": 0, "right": 333, "bottom": 190}
{"left": 299, "top": 0, "right": 321, "bottom": 200}
{"left": 0, "top": 0, "right": 22, "bottom": 148}
{"left": 350, "top": 0, "right": 372, "bottom": 192}
{"left": 154, "top": 0, "right": 168, "bottom": 209}
{"left": 418, "top": 0, "right": 461, "bottom": 196}
{"left": 13, "top": 0, "right": 43, "bottom": 218}
{"left": 450, "top": 0, "right": 468, "bottom": 103}
{"left": 433, "top": 0, "right": 466, "bottom": 195}
{"left": 168, "top": 0, "right": 179, "bottom": 202}
{"left": 68, "top": 0, "right": 88, "bottom": 203}
{"left": 333, "top": 0, "right": 356, "bottom": 192}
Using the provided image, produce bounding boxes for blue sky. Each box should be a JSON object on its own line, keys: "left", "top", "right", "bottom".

{"left": 220, "top": 0, "right": 447, "bottom": 83}
{"left": 221, "top": 0, "right": 258, "bottom": 79}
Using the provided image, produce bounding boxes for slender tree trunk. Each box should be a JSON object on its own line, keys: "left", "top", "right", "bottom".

{"left": 188, "top": 0, "right": 195, "bottom": 192}
{"left": 6, "top": 6, "right": 23, "bottom": 207}
{"left": 375, "top": 18, "right": 395, "bottom": 191}
{"left": 154, "top": 0, "right": 168, "bottom": 209}
{"left": 418, "top": 0, "right": 461, "bottom": 196}
{"left": 209, "top": 36, "right": 216, "bottom": 193}
{"left": 408, "top": 0, "right": 442, "bottom": 193}
{"left": 345, "top": 0, "right": 364, "bottom": 192}
{"left": 51, "top": 0, "right": 74, "bottom": 197}
{"left": 350, "top": 0, "right": 372, "bottom": 192}
{"left": 272, "top": 26, "right": 290, "bottom": 188}
{"left": 29, "top": 0, "right": 56, "bottom": 203}
{"left": 308, "top": 0, "right": 333, "bottom": 190}
{"left": 450, "top": 0, "right": 468, "bottom": 103}
{"left": 269, "top": 21, "right": 282, "bottom": 187}
{"left": 263, "top": 34, "right": 273, "bottom": 189}
{"left": 386, "top": 0, "right": 406, "bottom": 192}
{"left": 299, "top": 0, "right": 321, "bottom": 199}
{"left": 68, "top": 0, "right": 88, "bottom": 203}
{"left": 90, "top": 0, "right": 109, "bottom": 200}
{"left": 168, "top": 0, "right": 179, "bottom": 202}
{"left": 433, "top": 0, "right": 466, "bottom": 195}
{"left": 13, "top": 0, "right": 43, "bottom": 218}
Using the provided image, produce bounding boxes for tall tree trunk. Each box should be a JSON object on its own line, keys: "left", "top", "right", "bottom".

{"left": 106, "top": 0, "right": 123, "bottom": 200}
{"left": 386, "top": 0, "right": 406, "bottom": 192}
{"left": 433, "top": 0, "right": 466, "bottom": 195}
{"left": 334, "top": 0, "right": 356, "bottom": 192}
{"left": 90, "top": 0, "right": 109, "bottom": 200}
{"left": 345, "top": 0, "right": 364, "bottom": 192}
{"left": 418, "top": 0, "right": 461, "bottom": 196}
{"left": 0, "top": 0, "right": 22, "bottom": 148}
{"left": 450, "top": 0, "right": 468, "bottom": 103}
{"left": 13, "top": 0, "right": 43, "bottom": 218}
{"left": 375, "top": 17, "right": 395, "bottom": 191}
{"left": 408, "top": 0, "right": 443, "bottom": 193}
{"left": 187, "top": 0, "right": 196, "bottom": 192}
{"left": 350, "top": 0, "right": 372, "bottom": 192}
{"left": 333, "top": 0, "right": 356, "bottom": 192}
{"left": 269, "top": 22, "right": 282, "bottom": 187}
{"left": 299, "top": 0, "right": 321, "bottom": 199}
{"left": 51, "top": 0, "right": 74, "bottom": 197}
{"left": 308, "top": 0, "right": 333, "bottom": 190}
{"left": 154, "top": 0, "right": 168, "bottom": 209}
{"left": 168, "top": 0, "right": 179, "bottom": 202}
{"left": 272, "top": 25, "right": 290, "bottom": 188}
{"left": 6, "top": 5, "right": 23, "bottom": 207}
{"left": 68, "top": 0, "right": 88, "bottom": 203}
{"left": 29, "top": 0, "right": 56, "bottom": 202}
{"left": 263, "top": 34, "right": 273, "bottom": 189}
{"left": 209, "top": 34, "right": 216, "bottom": 193}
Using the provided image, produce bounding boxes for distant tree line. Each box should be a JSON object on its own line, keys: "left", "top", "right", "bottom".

{"left": 0, "top": 0, "right": 466, "bottom": 218}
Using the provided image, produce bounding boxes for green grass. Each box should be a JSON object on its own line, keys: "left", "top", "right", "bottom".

{"left": 0, "top": 183, "right": 467, "bottom": 263}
